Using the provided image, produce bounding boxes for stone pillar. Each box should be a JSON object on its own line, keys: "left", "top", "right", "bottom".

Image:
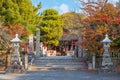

{"left": 24, "top": 53, "right": 28, "bottom": 70}
{"left": 36, "top": 29, "right": 40, "bottom": 57}
{"left": 78, "top": 28, "right": 82, "bottom": 58}
{"left": 74, "top": 46, "right": 78, "bottom": 58}
{"left": 92, "top": 54, "right": 96, "bottom": 69}
{"left": 29, "top": 34, "right": 34, "bottom": 53}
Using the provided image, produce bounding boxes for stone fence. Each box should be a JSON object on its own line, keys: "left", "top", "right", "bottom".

{"left": 95, "top": 53, "right": 120, "bottom": 72}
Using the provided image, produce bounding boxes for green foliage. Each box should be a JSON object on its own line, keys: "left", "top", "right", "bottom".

{"left": 112, "top": 36, "right": 120, "bottom": 49}
{"left": 40, "top": 9, "right": 63, "bottom": 46}
{"left": 0, "top": 46, "right": 6, "bottom": 50}
{"left": 0, "top": 0, "right": 41, "bottom": 33}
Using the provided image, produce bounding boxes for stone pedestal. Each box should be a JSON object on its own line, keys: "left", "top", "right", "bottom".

{"left": 6, "top": 62, "right": 25, "bottom": 74}
{"left": 100, "top": 51, "right": 114, "bottom": 72}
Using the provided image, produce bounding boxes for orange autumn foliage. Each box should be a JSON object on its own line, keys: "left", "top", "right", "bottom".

{"left": 80, "top": 0, "right": 120, "bottom": 55}
{"left": 2, "top": 24, "right": 29, "bottom": 38}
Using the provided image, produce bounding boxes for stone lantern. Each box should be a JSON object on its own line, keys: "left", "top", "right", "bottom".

{"left": 6, "top": 34, "right": 25, "bottom": 73}
{"left": 11, "top": 34, "right": 21, "bottom": 63}
{"left": 100, "top": 34, "right": 114, "bottom": 72}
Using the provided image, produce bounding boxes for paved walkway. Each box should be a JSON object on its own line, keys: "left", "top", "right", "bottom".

{"left": 0, "top": 71, "right": 120, "bottom": 80}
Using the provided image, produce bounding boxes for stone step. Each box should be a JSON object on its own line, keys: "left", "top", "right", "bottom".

{"left": 29, "top": 64, "right": 87, "bottom": 71}
{"left": 35, "top": 56, "right": 74, "bottom": 60}
{"left": 29, "top": 66, "right": 85, "bottom": 71}
{"left": 35, "top": 58, "right": 77, "bottom": 60}
{"left": 34, "top": 58, "right": 82, "bottom": 61}
{"left": 34, "top": 57, "right": 83, "bottom": 63}
{"left": 33, "top": 64, "right": 83, "bottom": 67}
{"left": 34, "top": 62, "right": 81, "bottom": 64}
{"left": 29, "top": 56, "right": 86, "bottom": 71}
{"left": 34, "top": 60, "right": 83, "bottom": 66}
{"left": 34, "top": 60, "right": 82, "bottom": 64}
{"left": 35, "top": 63, "right": 82, "bottom": 66}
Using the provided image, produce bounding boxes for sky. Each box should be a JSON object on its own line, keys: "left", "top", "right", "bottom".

{"left": 31, "top": 0, "right": 81, "bottom": 14}
{"left": 31, "top": 0, "right": 119, "bottom": 14}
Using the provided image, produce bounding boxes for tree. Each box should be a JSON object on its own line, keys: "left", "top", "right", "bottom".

{"left": 78, "top": 0, "right": 120, "bottom": 55}
{"left": 2, "top": 24, "right": 28, "bottom": 39}
{"left": 0, "top": 24, "right": 28, "bottom": 67}
{"left": 61, "top": 12, "right": 85, "bottom": 34}
{"left": 40, "top": 9, "right": 63, "bottom": 48}
{"left": 0, "top": 0, "right": 41, "bottom": 67}
{"left": 0, "top": 0, "right": 41, "bottom": 33}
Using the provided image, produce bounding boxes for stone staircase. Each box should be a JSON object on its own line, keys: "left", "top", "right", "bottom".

{"left": 29, "top": 56, "right": 87, "bottom": 71}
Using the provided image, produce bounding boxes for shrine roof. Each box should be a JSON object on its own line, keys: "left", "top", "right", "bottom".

{"left": 60, "top": 33, "right": 78, "bottom": 41}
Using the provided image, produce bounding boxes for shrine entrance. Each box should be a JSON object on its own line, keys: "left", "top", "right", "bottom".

{"left": 58, "top": 33, "right": 78, "bottom": 56}
{"left": 35, "top": 27, "right": 79, "bottom": 57}
{"left": 38, "top": 33, "right": 78, "bottom": 57}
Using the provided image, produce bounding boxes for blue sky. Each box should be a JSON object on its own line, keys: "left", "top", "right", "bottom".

{"left": 31, "top": 0, "right": 81, "bottom": 14}
{"left": 31, "top": 0, "right": 118, "bottom": 14}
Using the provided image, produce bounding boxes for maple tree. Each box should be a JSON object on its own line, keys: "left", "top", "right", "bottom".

{"left": 2, "top": 25, "right": 28, "bottom": 39}
{"left": 0, "top": 24, "right": 28, "bottom": 50}
{"left": 78, "top": 0, "right": 120, "bottom": 55}
{"left": 0, "top": 24, "right": 28, "bottom": 67}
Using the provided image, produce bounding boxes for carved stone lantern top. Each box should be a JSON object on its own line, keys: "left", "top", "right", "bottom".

{"left": 101, "top": 34, "right": 112, "bottom": 43}
{"left": 11, "top": 34, "right": 21, "bottom": 43}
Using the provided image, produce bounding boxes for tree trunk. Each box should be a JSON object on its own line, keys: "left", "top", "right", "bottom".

{"left": 5, "top": 48, "right": 12, "bottom": 68}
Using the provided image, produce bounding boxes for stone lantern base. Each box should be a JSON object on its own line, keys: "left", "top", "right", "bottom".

{"left": 99, "top": 64, "right": 115, "bottom": 73}
{"left": 99, "top": 57, "right": 115, "bottom": 73}
{"left": 6, "top": 61, "right": 26, "bottom": 74}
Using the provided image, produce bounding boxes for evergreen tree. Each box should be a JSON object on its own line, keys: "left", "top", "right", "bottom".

{"left": 0, "top": 0, "right": 41, "bottom": 33}
{"left": 40, "top": 9, "right": 63, "bottom": 47}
